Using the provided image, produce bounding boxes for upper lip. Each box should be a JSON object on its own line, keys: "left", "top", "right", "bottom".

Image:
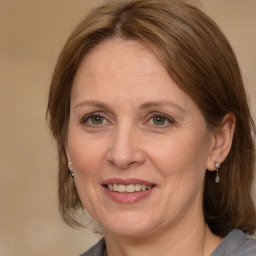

{"left": 102, "top": 178, "right": 155, "bottom": 186}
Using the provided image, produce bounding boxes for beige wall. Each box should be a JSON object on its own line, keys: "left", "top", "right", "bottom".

{"left": 0, "top": 1, "right": 255, "bottom": 255}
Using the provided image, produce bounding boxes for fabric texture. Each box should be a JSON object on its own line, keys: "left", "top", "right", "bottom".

{"left": 211, "top": 229, "right": 256, "bottom": 256}
{"left": 79, "top": 229, "right": 256, "bottom": 256}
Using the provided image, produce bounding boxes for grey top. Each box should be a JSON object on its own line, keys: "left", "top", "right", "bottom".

{"left": 80, "top": 229, "right": 256, "bottom": 256}
{"left": 211, "top": 229, "right": 256, "bottom": 256}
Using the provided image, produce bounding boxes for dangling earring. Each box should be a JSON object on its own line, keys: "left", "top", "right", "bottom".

{"left": 214, "top": 160, "right": 220, "bottom": 183}
{"left": 67, "top": 161, "right": 74, "bottom": 178}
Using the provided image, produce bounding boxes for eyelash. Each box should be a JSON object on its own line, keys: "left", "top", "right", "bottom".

{"left": 80, "top": 112, "right": 175, "bottom": 128}
{"left": 80, "top": 112, "right": 110, "bottom": 126}
{"left": 147, "top": 112, "right": 175, "bottom": 127}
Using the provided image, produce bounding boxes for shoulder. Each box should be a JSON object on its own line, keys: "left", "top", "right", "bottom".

{"left": 237, "top": 232, "right": 256, "bottom": 256}
{"left": 212, "top": 229, "right": 256, "bottom": 256}
{"left": 79, "top": 238, "right": 106, "bottom": 256}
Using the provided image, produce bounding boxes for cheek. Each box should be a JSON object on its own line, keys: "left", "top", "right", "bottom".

{"left": 67, "top": 132, "right": 107, "bottom": 218}
{"left": 147, "top": 132, "right": 210, "bottom": 181}
{"left": 67, "top": 131, "right": 107, "bottom": 179}
{"left": 150, "top": 134, "right": 210, "bottom": 212}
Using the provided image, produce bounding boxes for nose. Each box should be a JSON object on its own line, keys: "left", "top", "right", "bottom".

{"left": 106, "top": 125, "right": 145, "bottom": 169}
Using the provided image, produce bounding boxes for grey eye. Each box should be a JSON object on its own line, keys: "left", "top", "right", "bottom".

{"left": 152, "top": 116, "right": 167, "bottom": 125}
{"left": 89, "top": 116, "right": 104, "bottom": 125}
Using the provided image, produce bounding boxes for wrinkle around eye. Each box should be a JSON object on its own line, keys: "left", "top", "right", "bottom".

{"left": 68, "top": 110, "right": 114, "bottom": 133}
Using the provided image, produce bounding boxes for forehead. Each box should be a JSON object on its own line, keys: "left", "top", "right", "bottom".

{"left": 72, "top": 39, "right": 176, "bottom": 97}
{"left": 71, "top": 39, "right": 198, "bottom": 111}
{"left": 76, "top": 39, "right": 163, "bottom": 81}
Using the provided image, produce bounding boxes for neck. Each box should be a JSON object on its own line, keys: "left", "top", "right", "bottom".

{"left": 103, "top": 210, "right": 222, "bottom": 256}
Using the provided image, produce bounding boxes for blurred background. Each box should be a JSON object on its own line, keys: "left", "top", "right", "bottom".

{"left": 0, "top": 0, "right": 255, "bottom": 255}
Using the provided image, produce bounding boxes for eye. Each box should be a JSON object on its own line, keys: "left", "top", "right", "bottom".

{"left": 152, "top": 116, "right": 167, "bottom": 125}
{"left": 81, "top": 113, "right": 109, "bottom": 126}
{"left": 148, "top": 113, "right": 174, "bottom": 127}
{"left": 89, "top": 115, "right": 105, "bottom": 125}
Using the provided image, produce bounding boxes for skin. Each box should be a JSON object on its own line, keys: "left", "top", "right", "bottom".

{"left": 66, "top": 39, "right": 235, "bottom": 256}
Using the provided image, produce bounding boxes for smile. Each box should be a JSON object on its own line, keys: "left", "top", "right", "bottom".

{"left": 102, "top": 179, "right": 156, "bottom": 203}
{"left": 107, "top": 184, "right": 153, "bottom": 193}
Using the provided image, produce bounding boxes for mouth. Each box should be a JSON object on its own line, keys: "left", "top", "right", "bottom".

{"left": 104, "top": 184, "right": 154, "bottom": 193}
{"left": 101, "top": 178, "right": 156, "bottom": 203}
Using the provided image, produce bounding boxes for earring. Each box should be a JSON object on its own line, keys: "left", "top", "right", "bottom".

{"left": 214, "top": 160, "right": 220, "bottom": 183}
{"left": 67, "top": 161, "right": 74, "bottom": 178}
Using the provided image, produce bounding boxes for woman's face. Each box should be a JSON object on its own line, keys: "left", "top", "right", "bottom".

{"left": 67, "top": 39, "right": 215, "bottom": 238}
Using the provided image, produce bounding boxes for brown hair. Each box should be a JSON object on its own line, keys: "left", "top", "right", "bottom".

{"left": 47, "top": 0, "right": 256, "bottom": 236}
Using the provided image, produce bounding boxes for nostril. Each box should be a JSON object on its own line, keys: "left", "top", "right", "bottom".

{"left": 106, "top": 147, "right": 145, "bottom": 169}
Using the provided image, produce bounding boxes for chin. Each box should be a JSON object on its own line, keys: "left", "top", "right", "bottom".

{"left": 100, "top": 211, "right": 160, "bottom": 238}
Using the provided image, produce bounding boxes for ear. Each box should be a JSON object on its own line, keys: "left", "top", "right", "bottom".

{"left": 206, "top": 113, "right": 235, "bottom": 171}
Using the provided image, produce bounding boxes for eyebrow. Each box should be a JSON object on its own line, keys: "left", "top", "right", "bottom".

{"left": 74, "top": 100, "right": 109, "bottom": 110}
{"left": 139, "top": 101, "right": 187, "bottom": 114}
{"left": 74, "top": 100, "right": 187, "bottom": 114}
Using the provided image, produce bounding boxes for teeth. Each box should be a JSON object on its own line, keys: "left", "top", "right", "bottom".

{"left": 126, "top": 184, "right": 134, "bottom": 192}
{"left": 107, "top": 184, "right": 153, "bottom": 193}
{"left": 134, "top": 184, "right": 141, "bottom": 191}
{"left": 113, "top": 184, "right": 118, "bottom": 192}
{"left": 118, "top": 184, "right": 126, "bottom": 193}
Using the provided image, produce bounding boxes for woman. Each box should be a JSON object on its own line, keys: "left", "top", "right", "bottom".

{"left": 47, "top": 0, "right": 256, "bottom": 255}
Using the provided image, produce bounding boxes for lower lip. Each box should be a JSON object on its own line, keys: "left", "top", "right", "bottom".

{"left": 103, "top": 186, "right": 155, "bottom": 204}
